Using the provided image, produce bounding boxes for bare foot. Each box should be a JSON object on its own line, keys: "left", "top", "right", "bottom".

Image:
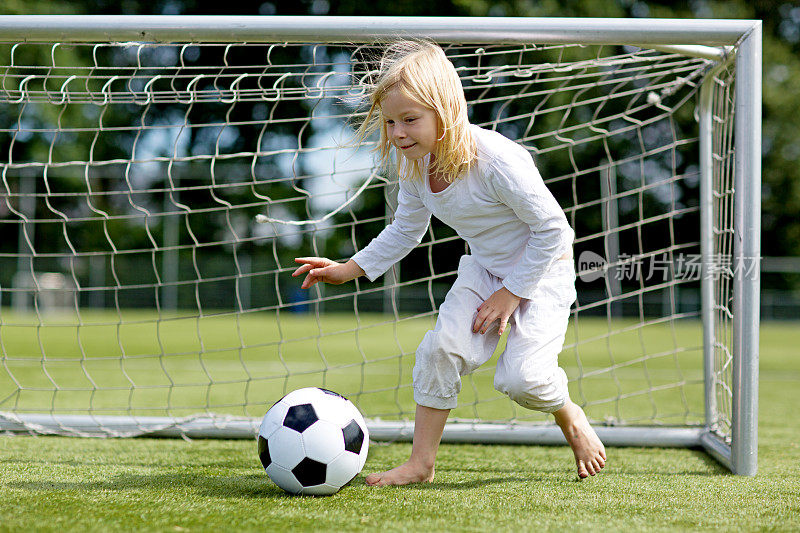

{"left": 365, "top": 460, "right": 435, "bottom": 487}
{"left": 553, "top": 401, "right": 607, "bottom": 478}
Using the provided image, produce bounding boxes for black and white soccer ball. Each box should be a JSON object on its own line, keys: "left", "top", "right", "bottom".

{"left": 258, "top": 387, "right": 369, "bottom": 495}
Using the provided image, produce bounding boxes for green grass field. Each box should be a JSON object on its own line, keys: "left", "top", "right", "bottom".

{"left": 1, "top": 316, "right": 799, "bottom": 531}
{"left": 0, "top": 310, "right": 710, "bottom": 425}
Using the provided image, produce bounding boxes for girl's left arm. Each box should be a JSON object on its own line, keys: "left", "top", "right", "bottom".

{"left": 472, "top": 285, "right": 521, "bottom": 336}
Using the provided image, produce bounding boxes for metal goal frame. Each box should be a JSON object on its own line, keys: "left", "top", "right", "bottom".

{"left": 0, "top": 16, "right": 761, "bottom": 475}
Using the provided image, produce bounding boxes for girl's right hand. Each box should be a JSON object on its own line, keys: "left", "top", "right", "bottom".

{"left": 292, "top": 257, "right": 365, "bottom": 289}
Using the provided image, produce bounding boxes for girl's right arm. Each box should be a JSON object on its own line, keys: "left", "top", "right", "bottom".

{"left": 293, "top": 179, "right": 430, "bottom": 290}
{"left": 349, "top": 179, "right": 431, "bottom": 282}
{"left": 292, "top": 257, "right": 365, "bottom": 289}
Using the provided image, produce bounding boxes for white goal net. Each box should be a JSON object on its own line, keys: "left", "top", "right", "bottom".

{"left": 0, "top": 17, "right": 760, "bottom": 474}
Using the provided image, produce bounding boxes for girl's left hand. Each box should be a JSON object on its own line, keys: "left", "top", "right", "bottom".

{"left": 473, "top": 287, "right": 522, "bottom": 335}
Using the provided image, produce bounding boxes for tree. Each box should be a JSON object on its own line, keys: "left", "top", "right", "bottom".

{"left": 3, "top": 0, "right": 796, "bottom": 301}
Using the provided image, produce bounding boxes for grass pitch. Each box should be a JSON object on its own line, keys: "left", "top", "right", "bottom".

{"left": 0, "top": 310, "right": 710, "bottom": 425}
{"left": 1, "top": 319, "right": 799, "bottom": 531}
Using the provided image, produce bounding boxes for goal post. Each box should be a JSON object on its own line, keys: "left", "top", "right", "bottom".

{"left": 0, "top": 16, "right": 760, "bottom": 475}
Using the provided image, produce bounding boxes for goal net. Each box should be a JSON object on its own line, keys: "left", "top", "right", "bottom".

{"left": 0, "top": 17, "right": 760, "bottom": 474}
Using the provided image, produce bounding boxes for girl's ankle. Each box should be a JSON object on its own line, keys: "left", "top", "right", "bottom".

{"left": 408, "top": 456, "right": 436, "bottom": 471}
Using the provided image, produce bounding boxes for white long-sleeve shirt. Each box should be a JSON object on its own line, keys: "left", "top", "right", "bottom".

{"left": 351, "top": 125, "right": 574, "bottom": 300}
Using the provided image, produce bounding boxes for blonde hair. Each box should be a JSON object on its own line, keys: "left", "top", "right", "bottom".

{"left": 356, "top": 40, "right": 476, "bottom": 183}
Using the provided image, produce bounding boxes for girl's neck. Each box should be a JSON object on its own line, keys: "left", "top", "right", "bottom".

{"left": 427, "top": 153, "right": 451, "bottom": 193}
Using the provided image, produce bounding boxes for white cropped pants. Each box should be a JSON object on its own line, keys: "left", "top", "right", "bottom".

{"left": 413, "top": 255, "right": 576, "bottom": 413}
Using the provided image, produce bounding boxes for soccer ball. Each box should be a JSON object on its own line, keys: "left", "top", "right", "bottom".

{"left": 258, "top": 387, "right": 369, "bottom": 495}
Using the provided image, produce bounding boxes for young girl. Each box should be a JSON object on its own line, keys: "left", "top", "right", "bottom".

{"left": 292, "top": 41, "right": 606, "bottom": 484}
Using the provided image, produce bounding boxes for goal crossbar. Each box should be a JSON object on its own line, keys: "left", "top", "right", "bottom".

{"left": 0, "top": 15, "right": 757, "bottom": 46}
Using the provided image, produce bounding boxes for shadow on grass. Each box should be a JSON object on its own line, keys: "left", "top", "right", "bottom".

{"left": 607, "top": 447, "right": 730, "bottom": 476}
{"left": 4, "top": 447, "right": 730, "bottom": 499}
{"left": 5, "top": 468, "right": 561, "bottom": 496}
{"left": 0, "top": 457, "right": 250, "bottom": 469}
{"left": 5, "top": 472, "right": 294, "bottom": 499}
{"left": 435, "top": 464, "right": 567, "bottom": 475}
{"left": 429, "top": 447, "right": 729, "bottom": 479}
{"left": 687, "top": 447, "right": 730, "bottom": 475}
{"left": 400, "top": 475, "right": 548, "bottom": 490}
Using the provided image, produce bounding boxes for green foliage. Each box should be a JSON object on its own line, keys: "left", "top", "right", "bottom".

{"left": 0, "top": 0, "right": 79, "bottom": 15}
{"left": 3, "top": 1, "right": 798, "bottom": 290}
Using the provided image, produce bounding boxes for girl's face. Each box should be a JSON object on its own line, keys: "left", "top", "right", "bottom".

{"left": 380, "top": 88, "right": 439, "bottom": 160}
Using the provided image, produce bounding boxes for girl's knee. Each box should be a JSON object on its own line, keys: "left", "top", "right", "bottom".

{"left": 495, "top": 369, "right": 568, "bottom": 413}
{"left": 413, "top": 330, "right": 467, "bottom": 402}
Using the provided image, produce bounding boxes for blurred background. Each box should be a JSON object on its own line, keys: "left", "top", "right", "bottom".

{"left": 1, "top": 0, "right": 798, "bottom": 319}
{"left": 0, "top": 0, "right": 787, "bottom": 431}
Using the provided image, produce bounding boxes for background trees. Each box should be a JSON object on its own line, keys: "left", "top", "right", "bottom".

{"left": 2, "top": 0, "right": 796, "bottom": 306}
